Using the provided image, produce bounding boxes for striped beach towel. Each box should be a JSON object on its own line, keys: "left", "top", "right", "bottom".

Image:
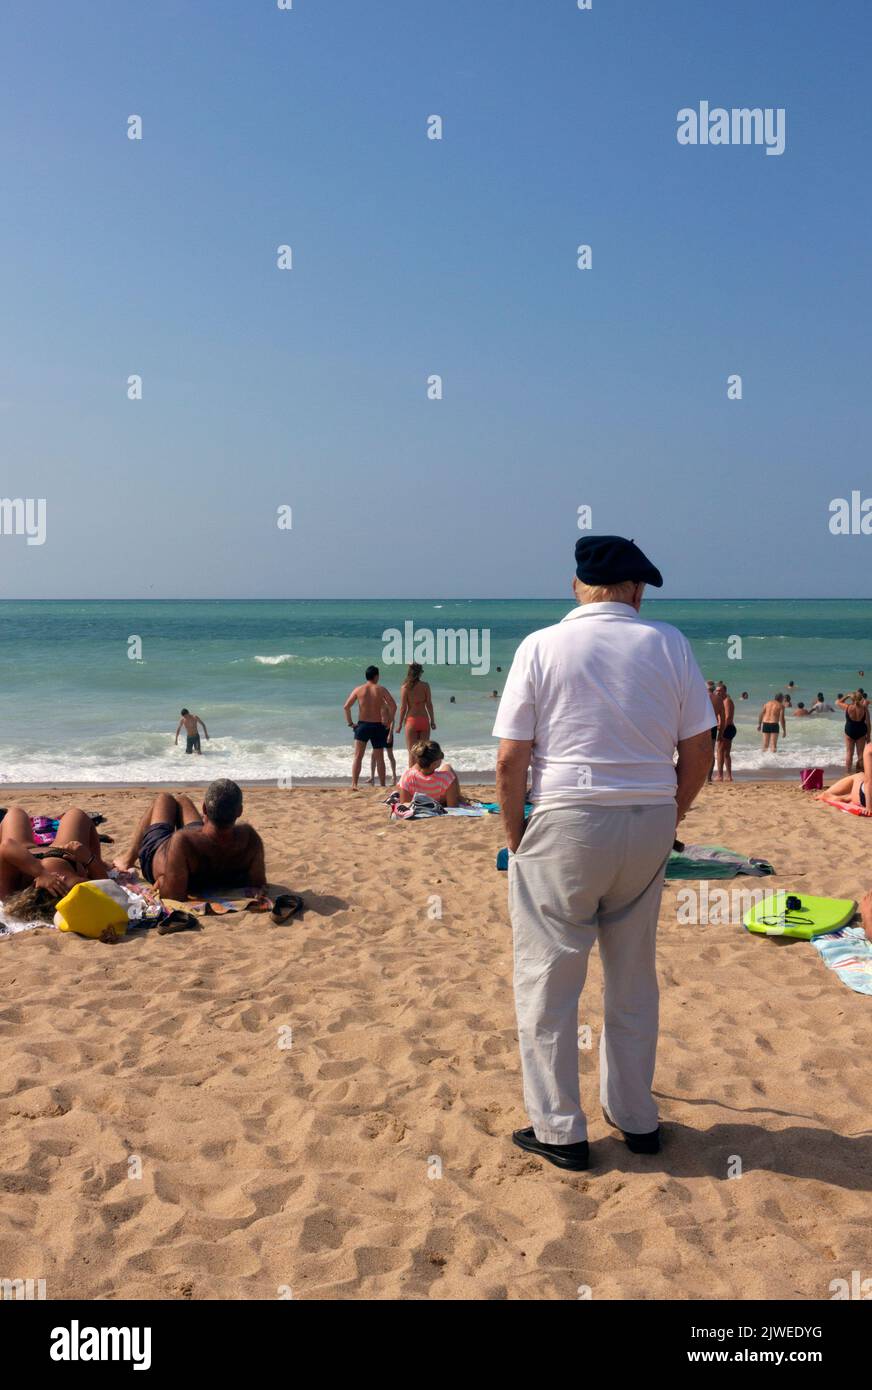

{"left": 811, "top": 925, "right": 872, "bottom": 995}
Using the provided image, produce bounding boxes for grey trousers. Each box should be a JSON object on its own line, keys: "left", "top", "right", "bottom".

{"left": 508, "top": 803, "right": 675, "bottom": 1144}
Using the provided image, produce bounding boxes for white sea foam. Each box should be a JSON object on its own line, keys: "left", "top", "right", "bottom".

{"left": 0, "top": 732, "right": 846, "bottom": 785}
{"left": 253, "top": 654, "right": 296, "bottom": 665}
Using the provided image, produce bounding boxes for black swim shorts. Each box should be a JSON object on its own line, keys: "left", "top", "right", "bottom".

{"left": 719, "top": 723, "right": 737, "bottom": 741}
{"left": 354, "top": 720, "right": 388, "bottom": 749}
{"left": 139, "top": 822, "right": 175, "bottom": 884}
{"left": 761, "top": 722, "right": 779, "bottom": 735}
{"left": 186, "top": 734, "right": 201, "bottom": 753}
{"left": 139, "top": 818, "right": 204, "bottom": 883}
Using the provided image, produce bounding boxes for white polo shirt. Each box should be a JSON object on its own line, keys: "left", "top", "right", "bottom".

{"left": 492, "top": 602, "right": 714, "bottom": 807}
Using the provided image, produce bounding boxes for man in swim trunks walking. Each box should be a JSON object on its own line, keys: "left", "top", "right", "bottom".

{"left": 758, "top": 694, "right": 786, "bottom": 752}
{"left": 175, "top": 708, "right": 209, "bottom": 755}
{"left": 343, "top": 666, "right": 397, "bottom": 790}
{"left": 714, "top": 681, "right": 736, "bottom": 781}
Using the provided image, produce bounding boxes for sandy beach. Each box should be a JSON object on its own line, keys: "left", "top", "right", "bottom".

{"left": 1, "top": 781, "right": 869, "bottom": 1301}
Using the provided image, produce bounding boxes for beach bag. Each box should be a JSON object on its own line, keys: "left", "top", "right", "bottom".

{"left": 54, "top": 879, "right": 129, "bottom": 939}
{"left": 801, "top": 768, "right": 824, "bottom": 791}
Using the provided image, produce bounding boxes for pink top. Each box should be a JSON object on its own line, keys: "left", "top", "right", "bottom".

{"left": 400, "top": 765, "right": 455, "bottom": 800}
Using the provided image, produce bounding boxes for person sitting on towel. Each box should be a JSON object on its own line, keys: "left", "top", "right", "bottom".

{"left": 399, "top": 740, "right": 461, "bottom": 807}
{"left": 114, "top": 780, "right": 266, "bottom": 898}
{"left": 0, "top": 805, "right": 113, "bottom": 921}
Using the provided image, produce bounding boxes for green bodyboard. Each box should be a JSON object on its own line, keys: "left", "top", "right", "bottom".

{"left": 744, "top": 893, "right": 856, "bottom": 939}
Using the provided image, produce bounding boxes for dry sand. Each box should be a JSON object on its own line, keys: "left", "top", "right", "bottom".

{"left": 0, "top": 781, "right": 869, "bottom": 1301}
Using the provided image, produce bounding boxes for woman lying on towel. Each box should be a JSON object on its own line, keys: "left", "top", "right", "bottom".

{"left": 0, "top": 806, "right": 113, "bottom": 921}
{"left": 399, "top": 740, "right": 462, "bottom": 807}
{"left": 817, "top": 751, "right": 872, "bottom": 816}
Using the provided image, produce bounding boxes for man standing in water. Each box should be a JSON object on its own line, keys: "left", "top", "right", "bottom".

{"left": 343, "top": 666, "right": 397, "bottom": 790}
{"left": 758, "top": 693, "right": 787, "bottom": 751}
{"left": 175, "top": 708, "right": 209, "bottom": 755}
{"left": 706, "top": 681, "right": 724, "bottom": 783}
{"left": 714, "top": 681, "right": 736, "bottom": 781}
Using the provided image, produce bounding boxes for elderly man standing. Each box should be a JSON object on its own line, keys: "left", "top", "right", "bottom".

{"left": 493, "top": 536, "right": 712, "bottom": 1171}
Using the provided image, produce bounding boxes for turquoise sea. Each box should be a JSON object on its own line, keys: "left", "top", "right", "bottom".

{"left": 0, "top": 599, "right": 869, "bottom": 783}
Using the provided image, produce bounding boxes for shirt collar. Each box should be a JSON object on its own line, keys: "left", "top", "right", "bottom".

{"left": 560, "top": 602, "right": 639, "bottom": 622}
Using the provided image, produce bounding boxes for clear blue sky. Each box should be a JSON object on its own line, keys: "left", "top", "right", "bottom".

{"left": 1, "top": 0, "right": 870, "bottom": 598}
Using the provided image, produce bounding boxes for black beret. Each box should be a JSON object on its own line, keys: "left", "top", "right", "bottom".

{"left": 574, "top": 534, "right": 663, "bottom": 588}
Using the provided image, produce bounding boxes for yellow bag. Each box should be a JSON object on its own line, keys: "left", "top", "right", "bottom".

{"left": 54, "top": 880, "right": 128, "bottom": 940}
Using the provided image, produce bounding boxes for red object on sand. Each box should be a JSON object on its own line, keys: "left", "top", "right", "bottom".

{"left": 801, "top": 768, "right": 824, "bottom": 791}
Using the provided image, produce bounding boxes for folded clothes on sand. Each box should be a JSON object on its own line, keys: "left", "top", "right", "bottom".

{"left": 811, "top": 925, "right": 872, "bottom": 995}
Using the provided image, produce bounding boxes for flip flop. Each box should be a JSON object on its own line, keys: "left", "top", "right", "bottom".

{"left": 157, "top": 910, "right": 202, "bottom": 935}
{"left": 270, "top": 893, "right": 303, "bottom": 925}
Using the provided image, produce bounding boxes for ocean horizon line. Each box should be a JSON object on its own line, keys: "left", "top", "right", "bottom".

{"left": 1, "top": 597, "right": 870, "bottom": 605}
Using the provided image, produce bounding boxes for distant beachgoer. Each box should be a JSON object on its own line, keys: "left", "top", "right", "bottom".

{"left": 715, "top": 682, "right": 736, "bottom": 781}
{"left": 707, "top": 681, "right": 724, "bottom": 782}
{"left": 0, "top": 805, "right": 113, "bottom": 921}
{"left": 836, "top": 690, "right": 869, "bottom": 771}
{"left": 397, "top": 663, "right": 435, "bottom": 765}
{"left": 489, "top": 690, "right": 499, "bottom": 699}
{"left": 783, "top": 694, "right": 792, "bottom": 708}
{"left": 176, "top": 708, "right": 209, "bottom": 755}
{"left": 793, "top": 703, "right": 810, "bottom": 717}
{"left": 344, "top": 666, "right": 397, "bottom": 791}
{"left": 758, "top": 694, "right": 786, "bottom": 751}
{"left": 399, "top": 740, "right": 461, "bottom": 807}
{"left": 809, "top": 692, "right": 835, "bottom": 713}
{"left": 114, "top": 781, "right": 266, "bottom": 899}
{"left": 741, "top": 691, "right": 749, "bottom": 700}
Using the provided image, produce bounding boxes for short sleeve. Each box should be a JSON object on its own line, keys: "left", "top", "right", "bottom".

{"left": 677, "top": 638, "right": 716, "bottom": 741}
{"left": 492, "top": 637, "right": 537, "bottom": 741}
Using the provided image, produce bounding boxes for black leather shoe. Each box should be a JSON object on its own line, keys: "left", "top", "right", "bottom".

{"left": 511, "top": 1127, "right": 590, "bottom": 1171}
{"left": 602, "top": 1108, "right": 660, "bottom": 1154}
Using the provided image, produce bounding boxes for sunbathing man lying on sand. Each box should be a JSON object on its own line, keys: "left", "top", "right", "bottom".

{"left": 115, "top": 779, "right": 266, "bottom": 899}
{"left": 0, "top": 806, "right": 113, "bottom": 922}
